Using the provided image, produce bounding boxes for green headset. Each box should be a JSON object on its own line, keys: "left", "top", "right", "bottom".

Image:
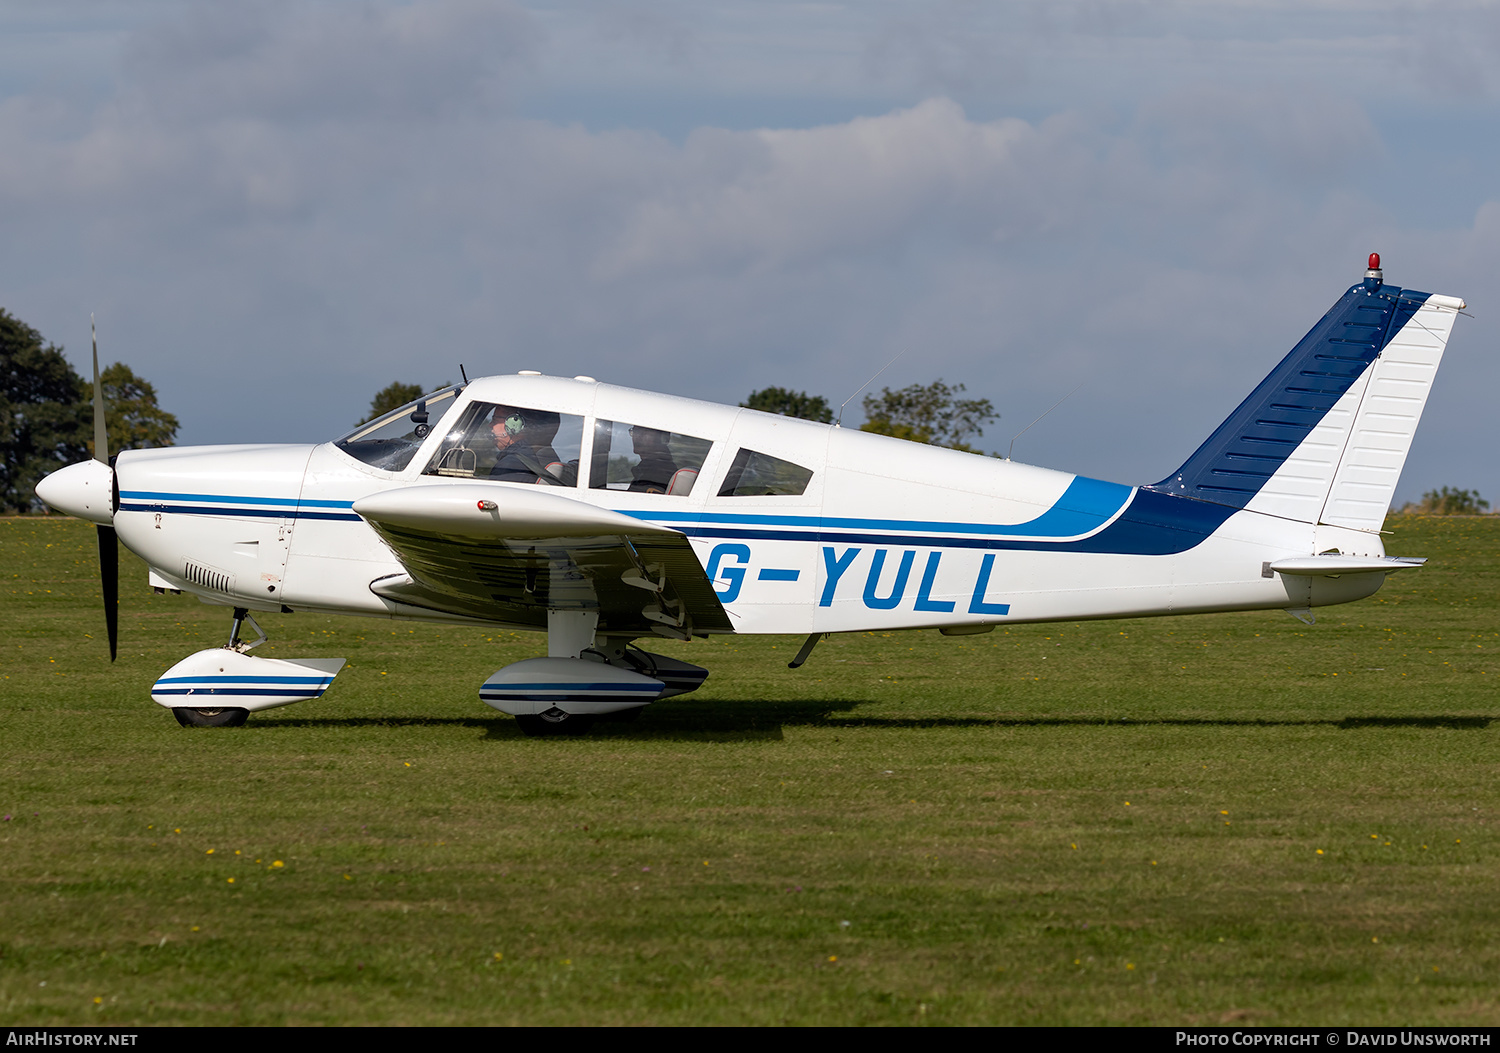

{"left": 496, "top": 409, "right": 527, "bottom": 436}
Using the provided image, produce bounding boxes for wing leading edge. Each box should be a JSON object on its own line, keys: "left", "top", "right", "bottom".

{"left": 352, "top": 483, "right": 733, "bottom": 637}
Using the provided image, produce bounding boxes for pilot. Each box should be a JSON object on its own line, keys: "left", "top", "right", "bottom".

{"left": 488, "top": 406, "right": 547, "bottom": 483}
{"left": 628, "top": 426, "right": 678, "bottom": 493}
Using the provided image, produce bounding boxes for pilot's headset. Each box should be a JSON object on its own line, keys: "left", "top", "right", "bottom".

{"left": 493, "top": 407, "right": 527, "bottom": 437}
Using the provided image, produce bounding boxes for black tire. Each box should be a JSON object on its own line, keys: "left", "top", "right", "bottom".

{"left": 172, "top": 707, "right": 249, "bottom": 728}
{"left": 515, "top": 712, "right": 595, "bottom": 737}
{"left": 557, "top": 714, "right": 595, "bottom": 736}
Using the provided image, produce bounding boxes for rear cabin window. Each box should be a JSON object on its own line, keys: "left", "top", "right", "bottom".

{"left": 589, "top": 420, "right": 712, "bottom": 496}
{"left": 717, "top": 449, "right": 814, "bottom": 497}
{"left": 423, "top": 402, "right": 585, "bottom": 485}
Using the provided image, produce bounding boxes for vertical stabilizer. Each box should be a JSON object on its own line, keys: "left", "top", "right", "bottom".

{"left": 1149, "top": 257, "right": 1464, "bottom": 531}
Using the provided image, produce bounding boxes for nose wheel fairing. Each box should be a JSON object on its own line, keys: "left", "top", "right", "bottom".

{"left": 152, "top": 649, "right": 346, "bottom": 714}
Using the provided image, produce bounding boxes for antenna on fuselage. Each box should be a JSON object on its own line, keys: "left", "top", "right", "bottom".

{"left": 459, "top": 363, "right": 469, "bottom": 384}
{"left": 835, "top": 349, "right": 906, "bottom": 428}
{"left": 1005, "top": 383, "right": 1081, "bottom": 462}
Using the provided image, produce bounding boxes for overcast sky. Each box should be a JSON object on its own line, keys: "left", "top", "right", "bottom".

{"left": 3, "top": 1, "right": 1497, "bottom": 504}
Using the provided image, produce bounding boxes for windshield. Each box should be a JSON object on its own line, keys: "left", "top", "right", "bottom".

{"left": 334, "top": 386, "right": 462, "bottom": 472}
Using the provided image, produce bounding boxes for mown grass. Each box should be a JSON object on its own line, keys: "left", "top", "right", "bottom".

{"left": 1, "top": 515, "right": 1496, "bottom": 1025}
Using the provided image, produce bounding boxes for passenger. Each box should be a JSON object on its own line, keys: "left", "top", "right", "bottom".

{"left": 524, "top": 411, "right": 576, "bottom": 485}
{"left": 628, "top": 426, "right": 678, "bottom": 493}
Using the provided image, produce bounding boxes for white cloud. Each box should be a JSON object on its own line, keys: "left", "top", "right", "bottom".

{"left": 592, "top": 100, "right": 1043, "bottom": 276}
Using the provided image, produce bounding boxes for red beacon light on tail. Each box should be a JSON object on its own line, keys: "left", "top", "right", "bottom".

{"left": 1365, "top": 252, "right": 1383, "bottom": 285}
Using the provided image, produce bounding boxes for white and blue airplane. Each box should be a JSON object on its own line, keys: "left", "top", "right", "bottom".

{"left": 37, "top": 255, "right": 1466, "bottom": 734}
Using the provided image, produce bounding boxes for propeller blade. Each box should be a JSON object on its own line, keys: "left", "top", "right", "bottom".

{"left": 91, "top": 319, "right": 118, "bottom": 660}
{"left": 98, "top": 525, "right": 119, "bottom": 661}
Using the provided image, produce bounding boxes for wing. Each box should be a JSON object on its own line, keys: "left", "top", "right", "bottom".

{"left": 352, "top": 483, "right": 732, "bottom": 638}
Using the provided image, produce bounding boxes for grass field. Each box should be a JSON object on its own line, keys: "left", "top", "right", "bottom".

{"left": 2, "top": 514, "right": 1497, "bottom": 1026}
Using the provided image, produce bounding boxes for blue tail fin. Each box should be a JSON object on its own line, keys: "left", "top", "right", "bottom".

{"left": 1147, "top": 265, "right": 1463, "bottom": 531}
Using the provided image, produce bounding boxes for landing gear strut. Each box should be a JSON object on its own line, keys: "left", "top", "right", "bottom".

{"left": 227, "top": 607, "right": 267, "bottom": 652}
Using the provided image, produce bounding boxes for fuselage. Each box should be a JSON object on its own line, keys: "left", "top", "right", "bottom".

{"left": 108, "top": 373, "right": 1387, "bottom": 636}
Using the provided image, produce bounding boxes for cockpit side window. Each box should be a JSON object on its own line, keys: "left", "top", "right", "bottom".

{"left": 717, "top": 449, "right": 814, "bottom": 497}
{"left": 589, "top": 420, "right": 712, "bottom": 495}
{"left": 423, "top": 402, "right": 585, "bottom": 485}
{"left": 334, "top": 387, "right": 462, "bottom": 472}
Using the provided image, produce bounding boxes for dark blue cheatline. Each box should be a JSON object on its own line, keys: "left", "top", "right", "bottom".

{"left": 119, "top": 490, "right": 362, "bottom": 522}
{"left": 634, "top": 484, "right": 1235, "bottom": 558}
{"left": 633, "top": 474, "right": 1132, "bottom": 541}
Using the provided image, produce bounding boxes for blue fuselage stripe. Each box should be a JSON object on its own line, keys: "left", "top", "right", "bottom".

{"left": 624, "top": 475, "right": 1133, "bottom": 540}
{"left": 121, "top": 471, "right": 1231, "bottom": 561}
{"left": 121, "top": 490, "right": 352, "bottom": 509}
{"left": 153, "top": 688, "right": 327, "bottom": 697}
{"left": 155, "top": 681, "right": 334, "bottom": 690}
{"left": 120, "top": 490, "right": 359, "bottom": 521}
{"left": 120, "top": 501, "right": 361, "bottom": 522}
{"left": 639, "top": 490, "right": 1233, "bottom": 556}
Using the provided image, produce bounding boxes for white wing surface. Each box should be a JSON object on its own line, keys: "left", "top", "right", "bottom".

{"left": 353, "top": 483, "right": 733, "bottom": 637}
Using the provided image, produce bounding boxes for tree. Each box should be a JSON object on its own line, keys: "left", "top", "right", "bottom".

{"left": 740, "top": 387, "right": 833, "bottom": 423}
{"left": 1, "top": 310, "right": 178, "bottom": 513}
{"left": 859, "top": 379, "right": 997, "bottom": 453}
{"left": 1398, "top": 487, "right": 1490, "bottom": 516}
{"left": 90, "top": 363, "right": 179, "bottom": 457}
{"left": 1, "top": 310, "right": 89, "bottom": 514}
{"left": 362, "top": 382, "right": 425, "bottom": 425}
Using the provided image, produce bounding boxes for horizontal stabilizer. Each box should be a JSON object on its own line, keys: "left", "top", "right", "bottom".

{"left": 1268, "top": 555, "right": 1425, "bottom": 576}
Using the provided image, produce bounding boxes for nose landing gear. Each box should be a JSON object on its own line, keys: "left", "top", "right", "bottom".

{"left": 154, "top": 607, "right": 346, "bottom": 727}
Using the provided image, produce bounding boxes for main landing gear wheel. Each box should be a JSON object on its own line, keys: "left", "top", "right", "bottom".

{"left": 515, "top": 710, "right": 595, "bottom": 737}
{"left": 172, "top": 707, "right": 249, "bottom": 728}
